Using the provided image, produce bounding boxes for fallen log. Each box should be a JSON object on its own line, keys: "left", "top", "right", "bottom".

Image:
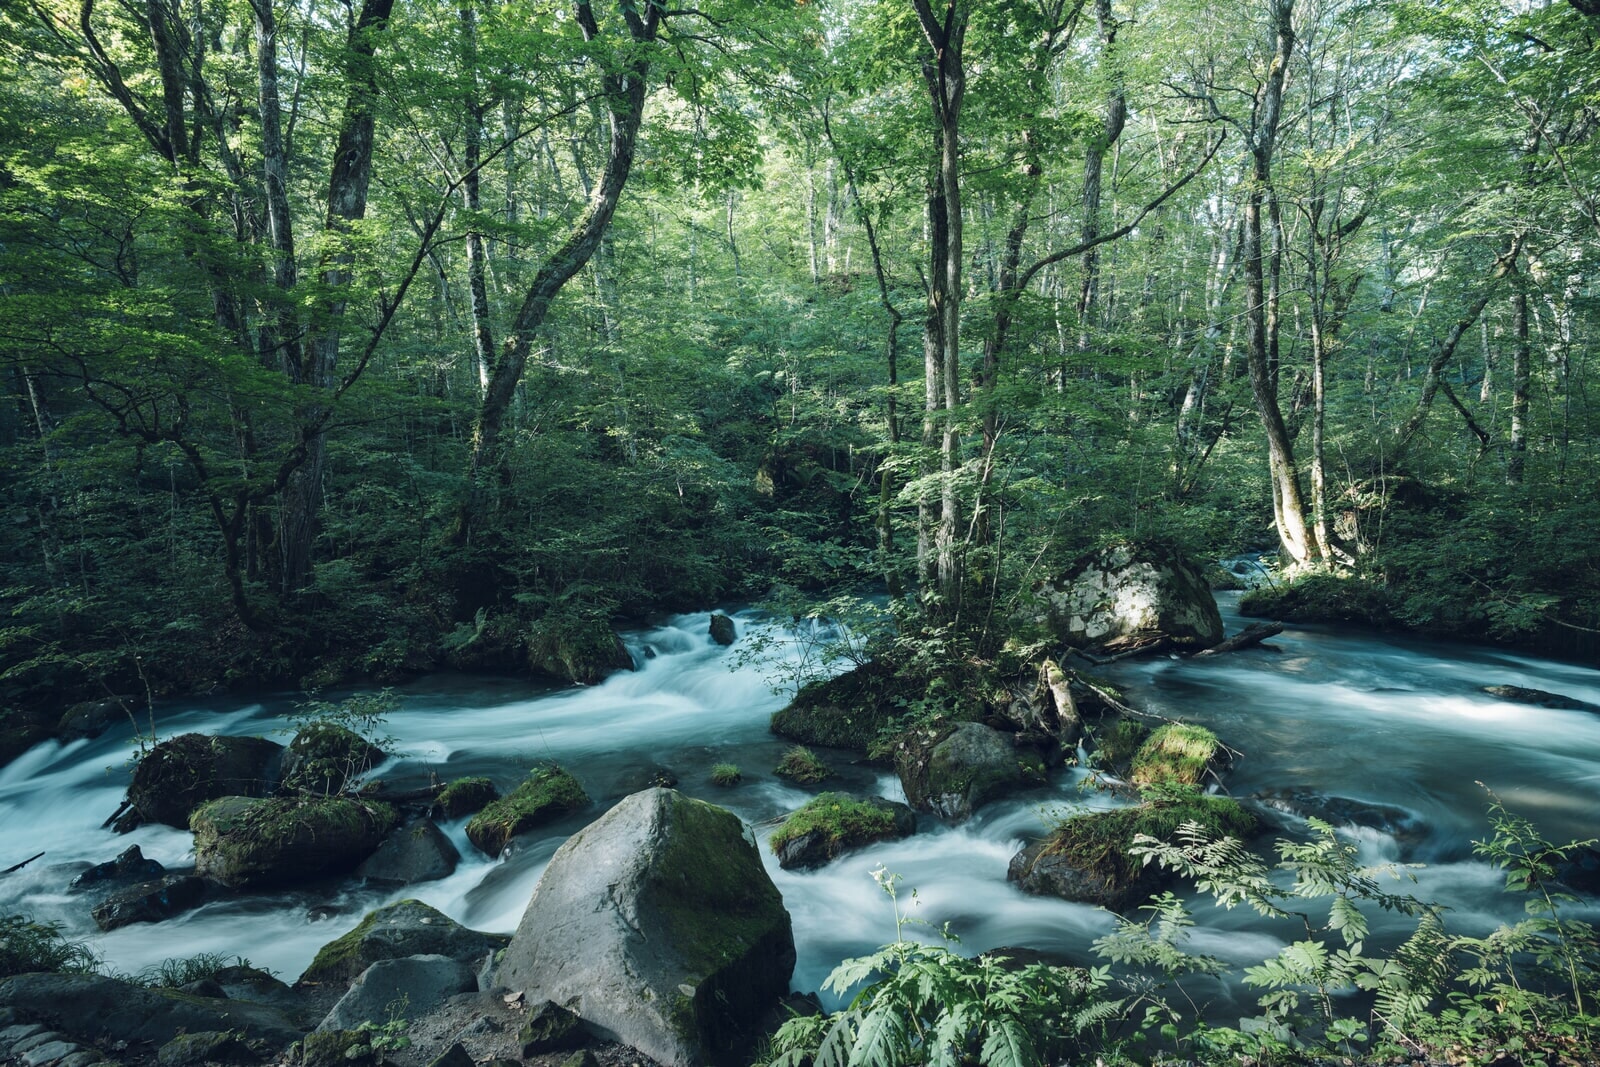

{"left": 1195, "top": 621, "right": 1284, "bottom": 657}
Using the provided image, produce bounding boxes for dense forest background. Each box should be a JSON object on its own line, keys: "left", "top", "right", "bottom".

{"left": 2, "top": 0, "right": 1597, "bottom": 716}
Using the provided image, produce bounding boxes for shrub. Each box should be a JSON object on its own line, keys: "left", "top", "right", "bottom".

{"left": 0, "top": 914, "right": 98, "bottom": 977}
{"left": 710, "top": 763, "right": 742, "bottom": 786}
{"left": 774, "top": 745, "right": 830, "bottom": 785}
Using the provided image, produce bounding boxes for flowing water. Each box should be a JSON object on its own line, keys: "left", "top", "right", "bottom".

{"left": 2, "top": 600, "right": 1598, "bottom": 1020}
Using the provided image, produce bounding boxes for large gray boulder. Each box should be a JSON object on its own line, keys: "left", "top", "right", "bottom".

{"left": 1029, "top": 541, "right": 1223, "bottom": 652}
{"left": 894, "top": 722, "right": 1045, "bottom": 823}
{"left": 495, "top": 788, "right": 795, "bottom": 1067}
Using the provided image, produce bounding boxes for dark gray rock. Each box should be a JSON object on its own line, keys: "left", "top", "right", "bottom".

{"left": 518, "top": 1000, "right": 585, "bottom": 1055}
{"left": 157, "top": 1030, "right": 262, "bottom": 1067}
{"left": 0, "top": 973, "right": 303, "bottom": 1048}
{"left": 427, "top": 1043, "right": 477, "bottom": 1067}
{"left": 57, "top": 698, "right": 133, "bottom": 742}
{"left": 190, "top": 795, "right": 395, "bottom": 889}
{"left": 708, "top": 614, "right": 736, "bottom": 647}
{"left": 90, "top": 873, "right": 211, "bottom": 931}
{"left": 1029, "top": 540, "right": 1223, "bottom": 652}
{"left": 317, "top": 955, "right": 477, "bottom": 1032}
{"left": 496, "top": 788, "right": 795, "bottom": 1067}
{"left": 894, "top": 722, "right": 1044, "bottom": 823}
{"left": 122, "top": 733, "right": 284, "bottom": 830}
{"left": 299, "top": 899, "right": 506, "bottom": 988}
{"left": 1006, "top": 838, "right": 1162, "bottom": 912}
{"left": 356, "top": 816, "right": 460, "bottom": 887}
{"left": 68, "top": 845, "right": 165, "bottom": 891}
{"left": 1483, "top": 685, "right": 1597, "bottom": 712}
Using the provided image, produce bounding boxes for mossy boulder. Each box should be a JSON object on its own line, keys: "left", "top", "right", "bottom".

{"left": 434, "top": 776, "right": 498, "bottom": 819}
{"left": 770, "top": 793, "right": 915, "bottom": 871}
{"left": 465, "top": 766, "right": 589, "bottom": 857}
{"left": 496, "top": 788, "right": 795, "bottom": 1067}
{"left": 124, "top": 733, "right": 285, "bottom": 830}
{"left": 1239, "top": 572, "right": 1393, "bottom": 627}
{"left": 190, "top": 795, "right": 396, "bottom": 889}
{"left": 769, "top": 660, "right": 902, "bottom": 753}
{"left": 299, "top": 899, "right": 506, "bottom": 988}
{"left": 280, "top": 724, "right": 386, "bottom": 796}
{"left": 1028, "top": 540, "right": 1223, "bottom": 652}
{"left": 894, "top": 722, "right": 1046, "bottom": 823}
{"left": 157, "top": 1030, "right": 262, "bottom": 1067}
{"left": 1129, "top": 724, "right": 1226, "bottom": 786}
{"left": 527, "top": 615, "right": 633, "bottom": 685}
{"left": 1008, "top": 791, "right": 1259, "bottom": 911}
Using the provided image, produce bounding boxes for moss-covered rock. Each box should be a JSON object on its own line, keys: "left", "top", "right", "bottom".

{"left": 769, "top": 660, "right": 902, "bottom": 753}
{"left": 894, "top": 721, "right": 1045, "bottom": 823}
{"left": 496, "top": 788, "right": 795, "bottom": 1067}
{"left": 773, "top": 745, "right": 830, "bottom": 785}
{"left": 465, "top": 766, "right": 589, "bottom": 857}
{"left": 124, "top": 733, "right": 285, "bottom": 830}
{"left": 527, "top": 614, "right": 633, "bottom": 685}
{"left": 1129, "top": 723, "right": 1225, "bottom": 786}
{"left": 518, "top": 1000, "right": 585, "bottom": 1055}
{"left": 1008, "top": 790, "right": 1259, "bottom": 911}
{"left": 299, "top": 899, "right": 506, "bottom": 988}
{"left": 157, "top": 1029, "right": 262, "bottom": 1067}
{"left": 769, "top": 793, "right": 915, "bottom": 870}
{"left": 190, "top": 795, "right": 395, "bottom": 889}
{"left": 281, "top": 724, "right": 385, "bottom": 796}
{"left": 434, "top": 776, "right": 498, "bottom": 819}
{"left": 1239, "top": 572, "right": 1393, "bottom": 627}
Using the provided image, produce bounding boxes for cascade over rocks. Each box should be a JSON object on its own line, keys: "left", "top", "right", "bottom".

{"left": 121, "top": 733, "right": 285, "bottom": 830}
{"left": 495, "top": 788, "right": 795, "bottom": 1067}
{"left": 894, "top": 722, "right": 1044, "bottom": 823}
{"left": 190, "top": 795, "right": 396, "bottom": 889}
{"left": 1029, "top": 541, "right": 1223, "bottom": 653}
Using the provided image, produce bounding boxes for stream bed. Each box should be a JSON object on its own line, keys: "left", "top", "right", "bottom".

{"left": 2, "top": 597, "right": 1598, "bottom": 1017}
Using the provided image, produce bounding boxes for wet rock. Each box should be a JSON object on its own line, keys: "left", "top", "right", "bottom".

{"left": 317, "top": 955, "right": 477, "bottom": 1032}
{"left": 1251, "top": 789, "right": 1428, "bottom": 850}
{"left": 122, "top": 733, "right": 284, "bottom": 830}
{"left": 769, "top": 660, "right": 901, "bottom": 753}
{"left": 68, "top": 844, "right": 165, "bottom": 890}
{"left": 708, "top": 614, "right": 736, "bottom": 647}
{"left": 90, "top": 873, "right": 211, "bottom": 931}
{"left": 157, "top": 1030, "right": 262, "bottom": 1067}
{"left": 894, "top": 722, "right": 1044, "bottom": 823}
{"left": 1028, "top": 540, "right": 1223, "bottom": 653}
{"left": 496, "top": 788, "right": 795, "bottom": 1067}
{"left": 57, "top": 698, "right": 134, "bottom": 742}
{"left": 299, "top": 899, "right": 506, "bottom": 989}
{"left": 433, "top": 777, "right": 498, "bottom": 820}
{"left": 770, "top": 794, "right": 915, "bottom": 871}
{"left": 427, "top": 1043, "right": 476, "bottom": 1067}
{"left": 191, "top": 795, "right": 395, "bottom": 889}
{"left": 356, "top": 816, "right": 460, "bottom": 887}
{"left": 1482, "top": 685, "right": 1597, "bottom": 712}
{"left": 518, "top": 1000, "right": 585, "bottom": 1055}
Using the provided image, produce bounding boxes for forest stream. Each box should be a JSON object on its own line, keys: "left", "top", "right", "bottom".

{"left": 3, "top": 595, "right": 1599, "bottom": 1018}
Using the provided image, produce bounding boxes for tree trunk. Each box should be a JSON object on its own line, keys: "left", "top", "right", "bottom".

{"left": 1507, "top": 268, "right": 1530, "bottom": 485}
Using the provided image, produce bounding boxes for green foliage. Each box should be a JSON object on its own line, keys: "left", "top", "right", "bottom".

{"left": 0, "top": 914, "right": 98, "bottom": 978}
{"left": 1128, "top": 724, "right": 1220, "bottom": 787}
{"left": 767, "top": 868, "right": 1099, "bottom": 1067}
{"left": 434, "top": 776, "right": 498, "bottom": 819}
{"left": 709, "top": 762, "right": 742, "bottom": 786}
{"left": 465, "top": 765, "right": 589, "bottom": 855}
{"left": 133, "top": 952, "right": 257, "bottom": 988}
{"left": 774, "top": 745, "right": 831, "bottom": 785}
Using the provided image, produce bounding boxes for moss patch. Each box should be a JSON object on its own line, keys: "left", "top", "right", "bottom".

{"left": 190, "top": 795, "right": 396, "bottom": 889}
{"left": 435, "top": 776, "right": 498, "bottom": 819}
{"left": 773, "top": 745, "right": 830, "bottom": 785}
{"left": 769, "top": 792, "right": 899, "bottom": 857}
{"left": 1090, "top": 718, "right": 1149, "bottom": 774}
{"left": 1129, "top": 723, "right": 1220, "bottom": 786}
{"left": 465, "top": 766, "right": 588, "bottom": 856}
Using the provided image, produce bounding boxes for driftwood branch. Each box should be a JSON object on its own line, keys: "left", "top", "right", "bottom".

{"left": 1195, "top": 621, "right": 1285, "bottom": 657}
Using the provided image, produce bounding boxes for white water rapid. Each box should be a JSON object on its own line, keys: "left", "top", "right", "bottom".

{"left": 1, "top": 600, "right": 1597, "bottom": 1016}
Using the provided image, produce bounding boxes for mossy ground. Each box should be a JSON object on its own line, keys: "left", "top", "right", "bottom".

{"left": 466, "top": 766, "right": 588, "bottom": 855}
{"left": 773, "top": 745, "right": 830, "bottom": 784}
{"left": 1042, "top": 788, "right": 1259, "bottom": 891}
{"left": 768, "top": 793, "right": 899, "bottom": 856}
{"left": 1129, "top": 723, "right": 1220, "bottom": 785}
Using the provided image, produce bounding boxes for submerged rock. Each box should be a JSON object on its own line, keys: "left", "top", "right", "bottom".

{"left": 496, "top": 788, "right": 795, "bottom": 1067}
{"left": 894, "top": 722, "right": 1045, "bottom": 823}
{"left": 68, "top": 844, "right": 165, "bottom": 891}
{"left": 1029, "top": 540, "right": 1223, "bottom": 652}
{"left": 1482, "top": 685, "right": 1597, "bottom": 712}
{"left": 122, "top": 734, "right": 284, "bottom": 830}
